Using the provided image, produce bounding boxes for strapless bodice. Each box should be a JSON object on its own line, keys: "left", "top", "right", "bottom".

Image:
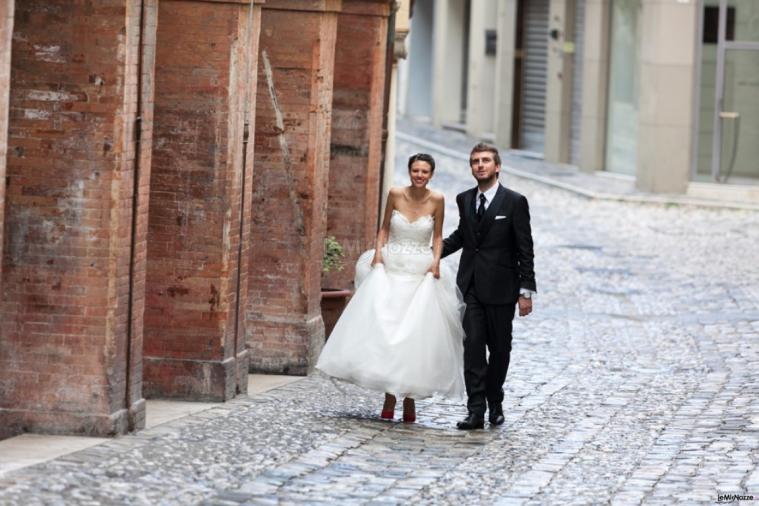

{"left": 387, "top": 210, "right": 433, "bottom": 248}
{"left": 377, "top": 210, "right": 434, "bottom": 276}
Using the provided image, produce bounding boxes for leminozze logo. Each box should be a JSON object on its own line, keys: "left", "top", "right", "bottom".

{"left": 717, "top": 494, "right": 755, "bottom": 504}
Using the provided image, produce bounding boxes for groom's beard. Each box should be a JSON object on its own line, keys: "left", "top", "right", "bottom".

{"left": 475, "top": 174, "right": 498, "bottom": 187}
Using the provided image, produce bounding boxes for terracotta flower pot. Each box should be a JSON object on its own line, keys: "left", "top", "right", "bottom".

{"left": 320, "top": 288, "right": 352, "bottom": 340}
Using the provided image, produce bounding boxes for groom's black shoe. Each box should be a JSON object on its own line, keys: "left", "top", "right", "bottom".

{"left": 488, "top": 403, "right": 505, "bottom": 426}
{"left": 456, "top": 413, "right": 485, "bottom": 430}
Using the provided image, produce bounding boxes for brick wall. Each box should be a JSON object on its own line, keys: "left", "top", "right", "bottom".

{"left": 324, "top": 2, "right": 391, "bottom": 291}
{"left": 126, "top": 0, "right": 158, "bottom": 433}
{"left": 143, "top": 0, "right": 261, "bottom": 401}
{"left": 247, "top": 0, "right": 340, "bottom": 374}
{"left": 0, "top": 0, "right": 157, "bottom": 437}
{"left": 0, "top": 0, "right": 13, "bottom": 292}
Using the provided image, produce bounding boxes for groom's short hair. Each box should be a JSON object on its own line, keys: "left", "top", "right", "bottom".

{"left": 470, "top": 143, "right": 501, "bottom": 166}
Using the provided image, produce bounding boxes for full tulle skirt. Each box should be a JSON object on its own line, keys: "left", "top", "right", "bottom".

{"left": 316, "top": 248, "right": 466, "bottom": 400}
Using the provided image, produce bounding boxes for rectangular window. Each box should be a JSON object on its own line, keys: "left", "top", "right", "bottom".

{"left": 702, "top": 6, "right": 735, "bottom": 44}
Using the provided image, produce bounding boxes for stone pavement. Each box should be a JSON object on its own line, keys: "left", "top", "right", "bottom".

{"left": 1, "top": 126, "right": 759, "bottom": 505}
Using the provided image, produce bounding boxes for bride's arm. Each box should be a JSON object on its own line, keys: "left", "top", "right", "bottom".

{"left": 428, "top": 194, "right": 445, "bottom": 278}
{"left": 372, "top": 188, "right": 396, "bottom": 265}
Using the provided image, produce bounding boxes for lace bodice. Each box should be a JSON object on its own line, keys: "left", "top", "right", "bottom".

{"left": 388, "top": 210, "right": 433, "bottom": 248}
{"left": 355, "top": 210, "right": 439, "bottom": 280}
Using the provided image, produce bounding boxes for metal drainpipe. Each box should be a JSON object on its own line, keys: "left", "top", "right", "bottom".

{"left": 233, "top": 120, "right": 249, "bottom": 394}
{"left": 125, "top": 0, "right": 145, "bottom": 430}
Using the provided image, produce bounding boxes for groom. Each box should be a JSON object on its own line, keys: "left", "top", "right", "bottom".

{"left": 442, "top": 143, "right": 536, "bottom": 430}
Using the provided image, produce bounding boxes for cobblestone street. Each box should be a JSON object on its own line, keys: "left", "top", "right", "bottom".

{"left": 2, "top": 127, "right": 759, "bottom": 505}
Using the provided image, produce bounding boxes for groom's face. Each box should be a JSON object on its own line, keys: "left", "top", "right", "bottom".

{"left": 470, "top": 151, "right": 500, "bottom": 183}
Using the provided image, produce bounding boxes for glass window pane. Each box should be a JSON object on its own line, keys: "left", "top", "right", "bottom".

{"left": 605, "top": 0, "right": 640, "bottom": 176}
{"left": 727, "top": 0, "right": 759, "bottom": 43}
{"left": 696, "top": 0, "right": 720, "bottom": 178}
{"left": 720, "top": 49, "right": 759, "bottom": 181}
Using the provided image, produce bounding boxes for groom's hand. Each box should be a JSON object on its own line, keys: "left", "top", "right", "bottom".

{"left": 518, "top": 297, "right": 533, "bottom": 317}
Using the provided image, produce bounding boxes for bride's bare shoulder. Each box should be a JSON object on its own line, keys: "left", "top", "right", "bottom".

{"left": 388, "top": 186, "right": 405, "bottom": 198}
{"left": 430, "top": 190, "right": 445, "bottom": 203}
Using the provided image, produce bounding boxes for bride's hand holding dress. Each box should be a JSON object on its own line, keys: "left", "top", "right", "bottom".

{"left": 427, "top": 260, "right": 441, "bottom": 279}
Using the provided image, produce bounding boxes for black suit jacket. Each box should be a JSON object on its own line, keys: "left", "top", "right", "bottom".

{"left": 442, "top": 184, "right": 536, "bottom": 305}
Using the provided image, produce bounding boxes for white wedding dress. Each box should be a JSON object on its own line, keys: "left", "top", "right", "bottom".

{"left": 316, "top": 210, "right": 466, "bottom": 400}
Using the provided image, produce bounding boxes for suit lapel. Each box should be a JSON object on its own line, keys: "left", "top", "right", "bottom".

{"left": 476, "top": 184, "right": 505, "bottom": 240}
{"left": 463, "top": 187, "right": 478, "bottom": 243}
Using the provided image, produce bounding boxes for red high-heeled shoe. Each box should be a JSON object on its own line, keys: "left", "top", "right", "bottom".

{"left": 402, "top": 398, "right": 415, "bottom": 423}
{"left": 381, "top": 393, "right": 396, "bottom": 420}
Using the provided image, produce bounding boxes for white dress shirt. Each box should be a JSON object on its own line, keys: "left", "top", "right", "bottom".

{"left": 475, "top": 182, "right": 535, "bottom": 299}
{"left": 475, "top": 182, "right": 500, "bottom": 213}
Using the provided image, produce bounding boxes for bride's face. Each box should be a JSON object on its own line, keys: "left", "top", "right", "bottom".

{"left": 409, "top": 161, "right": 433, "bottom": 188}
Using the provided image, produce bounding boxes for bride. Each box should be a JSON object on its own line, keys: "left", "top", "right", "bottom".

{"left": 316, "top": 153, "right": 465, "bottom": 423}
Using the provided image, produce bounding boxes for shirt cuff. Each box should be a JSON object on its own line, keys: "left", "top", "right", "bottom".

{"left": 519, "top": 289, "right": 535, "bottom": 298}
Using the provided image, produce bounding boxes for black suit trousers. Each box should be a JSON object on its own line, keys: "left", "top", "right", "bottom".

{"left": 462, "top": 285, "right": 516, "bottom": 416}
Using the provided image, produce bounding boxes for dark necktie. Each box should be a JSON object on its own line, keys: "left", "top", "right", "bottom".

{"left": 477, "top": 194, "right": 486, "bottom": 222}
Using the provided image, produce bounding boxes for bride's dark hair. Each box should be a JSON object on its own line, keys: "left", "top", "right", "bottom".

{"left": 407, "top": 153, "right": 436, "bottom": 173}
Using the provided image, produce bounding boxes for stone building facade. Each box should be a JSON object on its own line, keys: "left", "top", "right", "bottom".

{"left": 0, "top": 0, "right": 397, "bottom": 438}
{"left": 401, "top": 0, "right": 759, "bottom": 204}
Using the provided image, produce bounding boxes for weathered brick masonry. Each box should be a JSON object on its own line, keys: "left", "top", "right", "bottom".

{"left": 0, "top": 0, "right": 158, "bottom": 437}
{"left": 247, "top": 0, "right": 341, "bottom": 374}
{"left": 324, "top": 0, "right": 391, "bottom": 291}
{"left": 0, "top": 0, "right": 394, "bottom": 437}
{"left": 0, "top": 0, "right": 13, "bottom": 292}
{"left": 143, "top": 0, "right": 262, "bottom": 401}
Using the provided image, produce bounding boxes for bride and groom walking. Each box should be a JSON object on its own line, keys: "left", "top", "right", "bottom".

{"left": 317, "top": 143, "right": 536, "bottom": 430}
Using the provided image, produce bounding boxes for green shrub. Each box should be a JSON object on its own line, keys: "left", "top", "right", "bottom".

{"left": 323, "top": 235, "right": 344, "bottom": 273}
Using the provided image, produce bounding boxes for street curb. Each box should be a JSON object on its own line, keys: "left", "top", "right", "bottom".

{"left": 396, "top": 131, "right": 759, "bottom": 212}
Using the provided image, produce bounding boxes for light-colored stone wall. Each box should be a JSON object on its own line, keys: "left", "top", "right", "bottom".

{"left": 636, "top": 0, "right": 698, "bottom": 193}
{"left": 544, "top": 0, "right": 575, "bottom": 163}
{"left": 579, "top": 0, "right": 610, "bottom": 172}
{"left": 432, "top": 0, "right": 467, "bottom": 127}
{"left": 494, "top": 0, "right": 518, "bottom": 149}
{"left": 465, "top": 0, "right": 498, "bottom": 138}
{"left": 403, "top": 0, "right": 433, "bottom": 120}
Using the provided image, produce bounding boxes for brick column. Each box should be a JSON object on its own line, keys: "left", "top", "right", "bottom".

{"left": 324, "top": 1, "right": 391, "bottom": 291}
{"left": 0, "top": 0, "right": 13, "bottom": 292}
{"left": 143, "top": 0, "right": 262, "bottom": 400}
{"left": 0, "top": 0, "right": 157, "bottom": 437}
{"left": 248, "top": 0, "right": 341, "bottom": 374}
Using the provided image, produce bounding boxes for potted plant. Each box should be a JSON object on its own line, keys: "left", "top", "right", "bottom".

{"left": 321, "top": 236, "right": 352, "bottom": 340}
{"left": 321, "top": 235, "right": 353, "bottom": 340}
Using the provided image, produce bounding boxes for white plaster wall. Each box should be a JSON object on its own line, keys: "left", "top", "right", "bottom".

{"left": 403, "top": 0, "right": 434, "bottom": 121}
{"left": 465, "top": 0, "right": 498, "bottom": 138}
